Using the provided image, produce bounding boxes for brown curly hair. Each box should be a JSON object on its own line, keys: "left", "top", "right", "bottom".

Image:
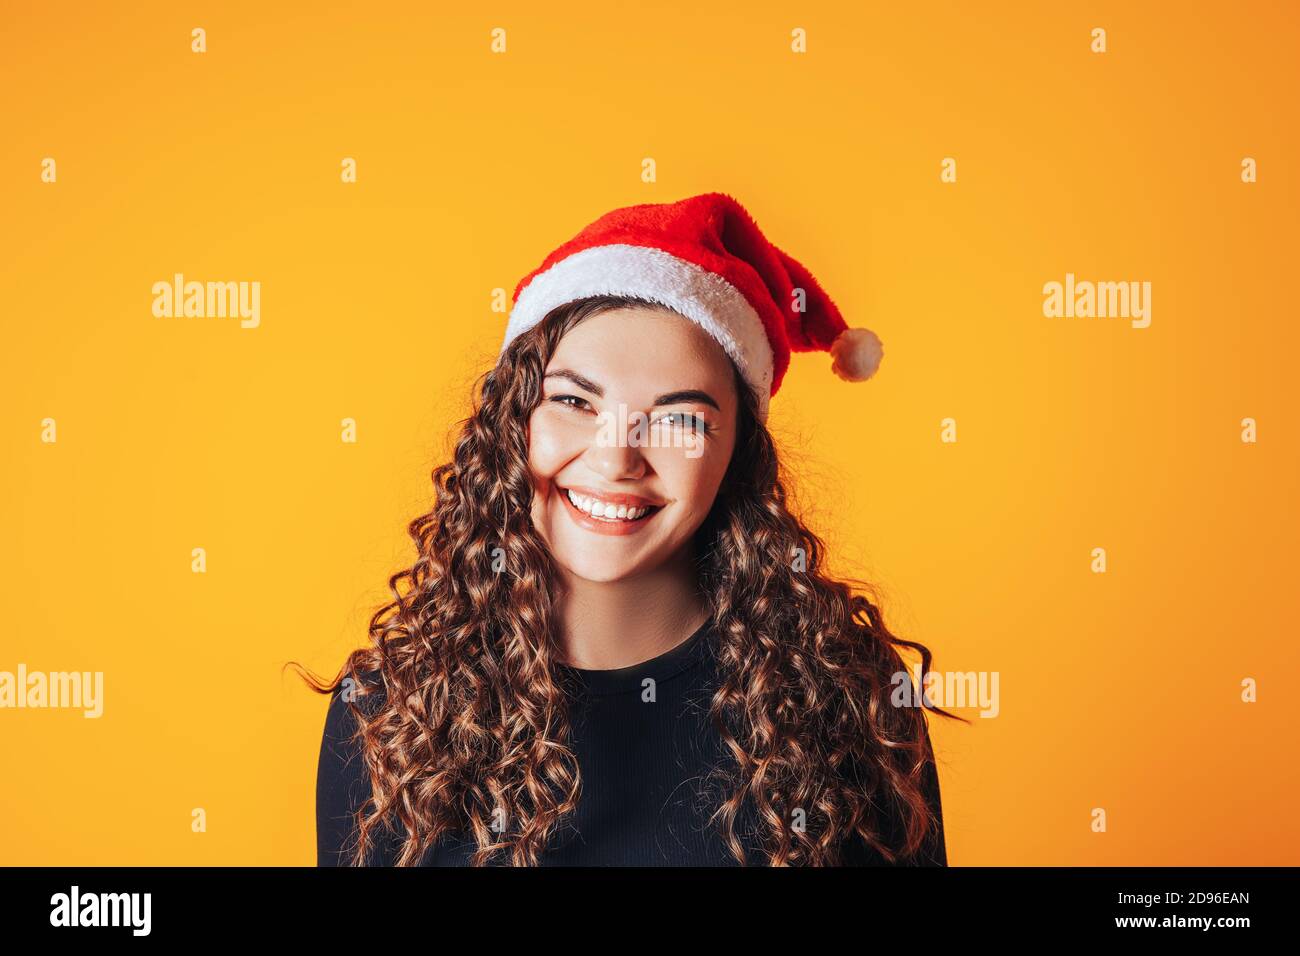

{"left": 292, "top": 295, "right": 962, "bottom": 866}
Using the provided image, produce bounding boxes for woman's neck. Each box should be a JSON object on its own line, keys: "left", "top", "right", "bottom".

{"left": 554, "top": 547, "right": 709, "bottom": 670}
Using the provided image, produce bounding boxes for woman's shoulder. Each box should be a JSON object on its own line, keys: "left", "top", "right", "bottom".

{"left": 322, "top": 669, "right": 386, "bottom": 727}
{"left": 315, "top": 670, "right": 393, "bottom": 866}
{"left": 836, "top": 711, "right": 947, "bottom": 866}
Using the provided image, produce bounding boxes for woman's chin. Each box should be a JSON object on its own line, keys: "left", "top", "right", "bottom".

{"left": 553, "top": 551, "right": 650, "bottom": 584}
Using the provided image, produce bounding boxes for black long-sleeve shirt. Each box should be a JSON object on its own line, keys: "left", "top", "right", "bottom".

{"left": 316, "top": 619, "right": 947, "bottom": 866}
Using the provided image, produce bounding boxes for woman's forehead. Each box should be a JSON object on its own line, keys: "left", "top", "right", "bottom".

{"left": 551, "top": 306, "right": 735, "bottom": 377}
{"left": 547, "top": 321, "right": 735, "bottom": 411}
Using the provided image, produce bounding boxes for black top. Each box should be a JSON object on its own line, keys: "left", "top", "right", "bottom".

{"left": 315, "top": 619, "right": 947, "bottom": 866}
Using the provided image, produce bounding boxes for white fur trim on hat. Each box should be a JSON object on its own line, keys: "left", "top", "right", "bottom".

{"left": 501, "top": 243, "right": 775, "bottom": 421}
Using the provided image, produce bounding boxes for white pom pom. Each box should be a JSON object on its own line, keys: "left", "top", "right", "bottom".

{"left": 829, "top": 327, "right": 883, "bottom": 382}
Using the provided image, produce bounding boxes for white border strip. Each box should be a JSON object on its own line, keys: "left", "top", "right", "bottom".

{"left": 501, "top": 243, "right": 775, "bottom": 420}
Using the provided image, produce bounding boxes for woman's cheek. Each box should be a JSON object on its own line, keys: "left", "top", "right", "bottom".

{"left": 648, "top": 446, "right": 719, "bottom": 518}
{"left": 527, "top": 410, "right": 582, "bottom": 476}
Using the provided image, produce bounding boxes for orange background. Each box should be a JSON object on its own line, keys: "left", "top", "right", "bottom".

{"left": 2, "top": 0, "right": 1296, "bottom": 865}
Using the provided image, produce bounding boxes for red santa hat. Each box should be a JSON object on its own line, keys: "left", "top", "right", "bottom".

{"left": 500, "top": 191, "right": 883, "bottom": 421}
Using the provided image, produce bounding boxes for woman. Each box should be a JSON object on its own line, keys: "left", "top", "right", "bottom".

{"left": 303, "top": 192, "right": 958, "bottom": 866}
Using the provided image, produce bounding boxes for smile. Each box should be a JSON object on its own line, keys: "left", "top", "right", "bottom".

{"left": 556, "top": 484, "right": 665, "bottom": 535}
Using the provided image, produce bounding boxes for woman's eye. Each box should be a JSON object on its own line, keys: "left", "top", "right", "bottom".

{"left": 654, "top": 412, "right": 709, "bottom": 433}
{"left": 550, "top": 394, "right": 593, "bottom": 412}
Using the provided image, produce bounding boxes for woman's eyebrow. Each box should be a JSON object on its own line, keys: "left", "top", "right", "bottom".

{"left": 652, "top": 389, "right": 719, "bottom": 411}
{"left": 543, "top": 370, "right": 720, "bottom": 411}
{"left": 544, "top": 369, "right": 604, "bottom": 395}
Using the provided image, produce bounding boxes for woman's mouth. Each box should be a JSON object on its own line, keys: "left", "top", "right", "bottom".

{"left": 556, "top": 484, "right": 664, "bottom": 535}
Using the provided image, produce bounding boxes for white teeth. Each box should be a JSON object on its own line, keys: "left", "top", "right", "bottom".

{"left": 564, "top": 488, "right": 655, "bottom": 522}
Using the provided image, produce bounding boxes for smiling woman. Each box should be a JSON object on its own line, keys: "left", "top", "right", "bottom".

{"left": 297, "top": 192, "right": 957, "bottom": 867}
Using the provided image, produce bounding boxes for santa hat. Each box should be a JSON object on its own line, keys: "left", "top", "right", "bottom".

{"left": 500, "top": 191, "right": 883, "bottom": 421}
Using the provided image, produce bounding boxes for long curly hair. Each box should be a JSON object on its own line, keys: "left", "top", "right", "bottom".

{"left": 293, "top": 294, "right": 962, "bottom": 866}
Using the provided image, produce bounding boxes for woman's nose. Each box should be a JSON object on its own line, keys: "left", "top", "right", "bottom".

{"left": 582, "top": 431, "right": 649, "bottom": 481}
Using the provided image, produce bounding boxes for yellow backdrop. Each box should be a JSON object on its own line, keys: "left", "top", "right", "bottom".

{"left": 2, "top": 0, "right": 1297, "bottom": 865}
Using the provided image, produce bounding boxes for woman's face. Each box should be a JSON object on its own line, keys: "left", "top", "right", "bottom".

{"left": 527, "top": 306, "right": 740, "bottom": 584}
